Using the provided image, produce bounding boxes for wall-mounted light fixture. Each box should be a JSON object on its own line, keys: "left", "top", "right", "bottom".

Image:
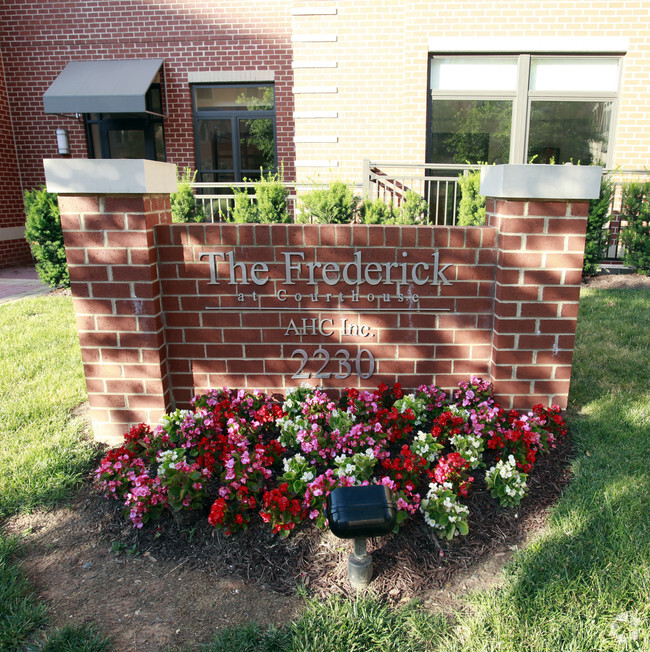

{"left": 56, "top": 128, "right": 69, "bottom": 155}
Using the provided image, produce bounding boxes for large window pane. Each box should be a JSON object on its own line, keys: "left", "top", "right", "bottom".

{"left": 193, "top": 84, "right": 276, "bottom": 183}
{"left": 530, "top": 57, "right": 620, "bottom": 92}
{"left": 107, "top": 129, "right": 146, "bottom": 158}
{"left": 239, "top": 118, "right": 275, "bottom": 170}
{"left": 85, "top": 114, "right": 165, "bottom": 161}
{"left": 154, "top": 123, "right": 165, "bottom": 162}
{"left": 430, "top": 99, "right": 512, "bottom": 164}
{"left": 197, "top": 119, "right": 233, "bottom": 171}
{"left": 195, "top": 85, "right": 274, "bottom": 111}
{"left": 430, "top": 57, "right": 518, "bottom": 91}
{"left": 527, "top": 100, "right": 613, "bottom": 165}
{"left": 89, "top": 123, "right": 101, "bottom": 158}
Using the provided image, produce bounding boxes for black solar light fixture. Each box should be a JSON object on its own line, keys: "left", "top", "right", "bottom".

{"left": 326, "top": 485, "right": 397, "bottom": 590}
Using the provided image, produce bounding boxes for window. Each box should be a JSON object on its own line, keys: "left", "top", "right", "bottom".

{"left": 85, "top": 84, "right": 166, "bottom": 161}
{"left": 191, "top": 84, "right": 276, "bottom": 183}
{"left": 428, "top": 55, "right": 620, "bottom": 166}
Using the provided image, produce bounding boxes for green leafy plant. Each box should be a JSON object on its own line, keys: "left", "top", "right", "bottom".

{"left": 620, "top": 180, "right": 650, "bottom": 274}
{"left": 583, "top": 174, "right": 614, "bottom": 276}
{"left": 255, "top": 169, "right": 290, "bottom": 223}
{"left": 358, "top": 196, "right": 394, "bottom": 224}
{"left": 230, "top": 184, "right": 258, "bottom": 223}
{"left": 170, "top": 168, "right": 206, "bottom": 223}
{"left": 456, "top": 169, "right": 486, "bottom": 226}
{"left": 230, "top": 169, "right": 290, "bottom": 223}
{"left": 24, "top": 186, "right": 69, "bottom": 288}
{"left": 298, "top": 180, "right": 358, "bottom": 223}
{"left": 357, "top": 191, "right": 429, "bottom": 225}
{"left": 393, "top": 190, "right": 429, "bottom": 224}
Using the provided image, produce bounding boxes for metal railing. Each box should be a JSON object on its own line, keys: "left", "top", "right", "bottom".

{"left": 192, "top": 181, "right": 295, "bottom": 222}
{"left": 602, "top": 169, "right": 650, "bottom": 261}
{"left": 190, "top": 164, "right": 650, "bottom": 262}
{"left": 363, "top": 161, "right": 650, "bottom": 261}
{"left": 362, "top": 160, "right": 478, "bottom": 225}
{"left": 191, "top": 181, "right": 363, "bottom": 222}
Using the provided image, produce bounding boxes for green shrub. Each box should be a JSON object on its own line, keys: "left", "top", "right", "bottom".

{"left": 456, "top": 169, "right": 486, "bottom": 226}
{"left": 583, "top": 174, "right": 613, "bottom": 276}
{"left": 393, "top": 189, "right": 429, "bottom": 224}
{"left": 252, "top": 169, "right": 290, "bottom": 223}
{"left": 230, "top": 184, "right": 258, "bottom": 223}
{"left": 230, "top": 169, "right": 290, "bottom": 223}
{"left": 358, "top": 196, "right": 394, "bottom": 224}
{"left": 298, "top": 180, "right": 358, "bottom": 223}
{"left": 170, "top": 168, "right": 206, "bottom": 223}
{"left": 620, "top": 180, "right": 650, "bottom": 274}
{"left": 24, "top": 186, "right": 69, "bottom": 288}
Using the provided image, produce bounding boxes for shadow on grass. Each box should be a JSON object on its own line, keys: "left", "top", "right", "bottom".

{"left": 437, "top": 286, "right": 650, "bottom": 651}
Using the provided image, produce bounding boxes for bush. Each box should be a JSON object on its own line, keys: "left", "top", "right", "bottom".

{"left": 24, "top": 186, "right": 69, "bottom": 288}
{"left": 393, "top": 190, "right": 429, "bottom": 224}
{"left": 355, "top": 191, "right": 429, "bottom": 225}
{"left": 170, "top": 168, "right": 206, "bottom": 223}
{"left": 230, "top": 169, "right": 290, "bottom": 224}
{"left": 230, "top": 184, "right": 258, "bottom": 223}
{"left": 358, "top": 197, "right": 394, "bottom": 224}
{"left": 456, "top": 169, "right": 486, "bottom": 226}
{"left": 298, "top": 181, "right": 358, "bottom": 223}
{"left": 620, "top": 180, "right": 650, "bottom": 274}
{"left": 583, "top": 174, "right": 613, "bottom": 276}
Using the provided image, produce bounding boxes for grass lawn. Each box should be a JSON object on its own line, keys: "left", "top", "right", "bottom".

{"left": 0, "top": 284, "right": 648, "bottom": 651}
{"left": 0, "top": 296, "right": 94, "bottom": 518}
{"left": 0, "top": 295, "right": 109, "bottom": 651}
{"left": 433, "top": 285, "right": 650, "bottom": 650}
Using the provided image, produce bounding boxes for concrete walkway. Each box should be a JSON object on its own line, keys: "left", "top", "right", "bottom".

{"left": 0, "top": 266, "right": 53, "bottom": 304}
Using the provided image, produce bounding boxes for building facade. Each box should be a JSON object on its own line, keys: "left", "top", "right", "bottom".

{"left": 1, "top": 0, "right": 648, "bottom": 266}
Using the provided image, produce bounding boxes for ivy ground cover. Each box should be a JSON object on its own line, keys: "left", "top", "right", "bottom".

{"left": 96, "top": 377, "right": 567, "bottom": 541}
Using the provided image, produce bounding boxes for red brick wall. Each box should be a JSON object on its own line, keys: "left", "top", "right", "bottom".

{"left": 1, "top": 0, "right": 294, "bottom": 267}
{"left": 0, "top": 49, "right": 32, "bottom": 266}
{"left": 59, "top": 193, "right": 175, "bottom": 444}
{"left": 156, "top": 223, "right": 497, "bottom": 405}
{"left": 56, "top": 188, "right": 588, "bottom": 443}
{"left": 488, "top": 199, "right": 587, "bottom": 409}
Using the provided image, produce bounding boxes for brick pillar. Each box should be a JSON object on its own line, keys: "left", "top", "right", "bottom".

{"left": 45, "top": 159, "right": 177, "bottom": 445}
{"left": 481, "top": 165, "right": 601, "bottom": 410}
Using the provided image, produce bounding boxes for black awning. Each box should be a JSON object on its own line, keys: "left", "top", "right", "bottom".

{"left": 43, "top": 59, "right": 164, "bottom": 114}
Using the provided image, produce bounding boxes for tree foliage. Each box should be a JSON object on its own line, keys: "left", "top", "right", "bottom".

{"left": 298, "top": 181, "right": 358, "bottom": 224}
{"left": 24, "top": 186, "right": 69, "bottom": 288}
{"left": 456, "top": 170, "right": 486, "bottom": 226}
{"left": 583, "top": 175, "right": 613, "bottom": 276}
{"left": 231, "top": 169, "right": 290, "bottom": 223}
{"left": 620, "top": 180, "right": 650, "bottom": 274}
{"left": 170, "top": 168, "right": 206, "bottom": 223}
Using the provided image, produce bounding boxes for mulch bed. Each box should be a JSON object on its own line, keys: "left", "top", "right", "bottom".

{"left": 96, "top": 435, "right": 574, "bottom": 603}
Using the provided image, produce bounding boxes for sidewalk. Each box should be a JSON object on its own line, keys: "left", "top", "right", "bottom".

{"left": 0, "top": 266, "right": 53, "bottom": 304}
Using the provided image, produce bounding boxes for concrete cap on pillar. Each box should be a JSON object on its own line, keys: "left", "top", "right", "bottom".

{"left": 480, "top": 164, "right": 602, "bottom": 201}
{"left": 43, "top": 159, "right": 178, "bottom": 195}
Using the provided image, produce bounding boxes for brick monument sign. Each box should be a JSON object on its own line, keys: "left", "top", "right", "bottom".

{"left": 44, "top": 160, "right": 600, "bottom": 444}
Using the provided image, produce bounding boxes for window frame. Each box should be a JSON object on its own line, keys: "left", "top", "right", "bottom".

{"left": 191, "top": 82, "right": 277, "bottom": 183}
{"left": 428, "top": 53, "right": 621, "bottom": 167}
{"left": 84, "top": 84, "right": 166, "bottom": 161}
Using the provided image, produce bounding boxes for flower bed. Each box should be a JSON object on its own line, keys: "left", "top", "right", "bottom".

{"left": 96, "top": 377, "right": 567, "bottom": 540}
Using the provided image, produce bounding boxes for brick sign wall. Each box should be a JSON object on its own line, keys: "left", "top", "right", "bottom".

{"left": 46, "top": 160, "right": 599, "bottom": 444}
{"left": 157, "top": 223, "right": 497, "bottom": 405}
